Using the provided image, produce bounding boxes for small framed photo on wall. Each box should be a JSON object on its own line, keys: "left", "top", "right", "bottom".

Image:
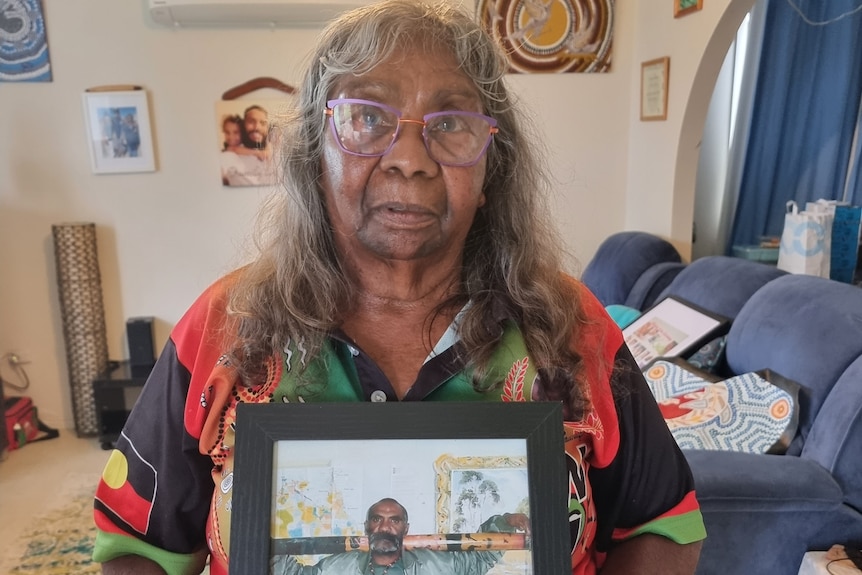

{"left": 82, "top": 89, "right": 156, "bottom": 174}
{"left": 674, "top": 0, "right": 703, "bottom": 18}
{"left": 215, "top": 99, "right": 286, "bottom": 188}
{"left": 640, "top": 57, "right": 670, "bottom": 121}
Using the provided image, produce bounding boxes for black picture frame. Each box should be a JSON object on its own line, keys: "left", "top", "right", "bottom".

{"left": 623, "top": 295, "right": 730, "bottom": 369}
{"left": 230, "top": 401, "right": 568, "bottom": 575}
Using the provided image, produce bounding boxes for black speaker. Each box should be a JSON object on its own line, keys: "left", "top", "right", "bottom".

{"left": 127, "top": 316, "right": 155, "bottom": 368}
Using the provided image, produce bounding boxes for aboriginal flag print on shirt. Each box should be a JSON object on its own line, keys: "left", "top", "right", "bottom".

{"left": 95, "top": 442, "right": 157, "bottom": 536}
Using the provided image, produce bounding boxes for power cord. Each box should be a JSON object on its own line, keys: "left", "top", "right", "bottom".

{"left": 826, "top": 558, "right": 860, "bottom": 574}
{"left": 0, "top": 352, "right": 30, "bottom": 391}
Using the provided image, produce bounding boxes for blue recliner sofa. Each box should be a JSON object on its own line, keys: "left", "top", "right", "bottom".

{"left": 582, "top": 231, "right": 862, "bottom": 575}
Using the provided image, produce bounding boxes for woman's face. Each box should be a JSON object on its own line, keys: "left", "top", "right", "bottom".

{"left": 320, "top": 46, "right": 488, "bottom": 266}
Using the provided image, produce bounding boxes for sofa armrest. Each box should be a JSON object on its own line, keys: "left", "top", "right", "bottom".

{"left": 685, "top": 450, "right": 862, "bottom": 575}
{"left": 685, "top": 450, "right": 843, "bottom": 512}
{"left": 802, "top": 355, "right": 862, "bottom": 512}
{"left": 581, "top": 232, "right": 682, "bottom": 306}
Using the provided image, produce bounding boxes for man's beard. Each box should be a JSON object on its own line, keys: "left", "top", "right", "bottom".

{"left": 368, "top": 532, "right": 402, "bottom": 555}
{"left": 244, "top": 133, "right": 266, "bottom": 149}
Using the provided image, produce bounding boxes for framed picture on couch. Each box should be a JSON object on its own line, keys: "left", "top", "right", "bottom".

{"left": 623, "top": 296, "right": 730, "bottom": 369}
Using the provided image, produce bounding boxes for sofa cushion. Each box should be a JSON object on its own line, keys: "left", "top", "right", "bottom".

{"left": 644, "top": 360, "right": 798, "bottom": 454}
{"left": 656, "top": 255, "right": 786, "bottom": 319}
{"left": 726, "top": 274, "right": 862, "bottom": 454}
{"left": 580, "top": 231, "right": 682, "bottom": 306}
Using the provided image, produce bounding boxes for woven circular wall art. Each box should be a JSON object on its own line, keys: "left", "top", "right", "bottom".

{"left": 478, "top": 0, "right": 614, "bottom": 73}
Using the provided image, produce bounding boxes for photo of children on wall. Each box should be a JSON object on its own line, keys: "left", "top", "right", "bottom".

{"left": 215, "top": 99, "right": 286, "bottom": 187}
{"left": 95, "top": 106, "right": 141, "bottom": 159}
{"left": 82, "top": 90, "right": 155, "bottom": 174}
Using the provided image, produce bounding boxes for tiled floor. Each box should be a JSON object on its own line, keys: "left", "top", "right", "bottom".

{"left": 0, "top": 431, "right": 109, "bottom": 546}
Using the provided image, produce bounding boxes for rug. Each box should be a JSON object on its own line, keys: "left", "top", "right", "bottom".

{"left": 0, "top": 473, "right": 100, "bottom": 575}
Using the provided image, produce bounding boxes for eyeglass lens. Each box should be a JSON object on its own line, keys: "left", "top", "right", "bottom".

{"left": 327, "top": 99, "right": 496, "bottom": 167}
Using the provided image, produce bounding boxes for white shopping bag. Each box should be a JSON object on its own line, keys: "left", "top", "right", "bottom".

{"left": 777, "top": 200, "right": 833, "bottom": 277}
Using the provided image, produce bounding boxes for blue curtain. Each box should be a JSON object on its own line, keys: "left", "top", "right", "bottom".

{"left": 845, "top": 95, "right": 862, "bottom": 204}
{"left": 727, "top": 0, "right": 862, "bottom": 250}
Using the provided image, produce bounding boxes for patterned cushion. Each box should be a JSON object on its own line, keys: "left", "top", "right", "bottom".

{"left": 643, "top": 359, "right": 799, "bottom": 454}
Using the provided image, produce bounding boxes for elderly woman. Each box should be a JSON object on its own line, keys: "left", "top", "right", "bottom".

{"left": 93, "top": 1, "right": 705, "bottom": 574}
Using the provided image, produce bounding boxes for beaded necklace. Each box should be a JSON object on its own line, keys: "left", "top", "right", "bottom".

{"left": 367, "top": 556, "right": 398, "bottom": 575}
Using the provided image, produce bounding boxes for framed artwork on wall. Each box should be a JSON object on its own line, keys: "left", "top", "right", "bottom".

{"left": 477, "top": 0, "right": 615, "bottom": 74}
{"left": 81, "top": 89, "right": 155, "bottom": 174}
{"left": 640, "top": 56, "right": 670, "bottom": 121}
{"left": 230, "top": 402, "right": 568, "bottom": 575}
{"left": 0, "top": 0, "right": 53, "bottom": 82}
{"left": 674, "top": 0, "right": 704, "bottom": 18}
{"left": 434, "top": 453, "right": 528, "bottom": 534}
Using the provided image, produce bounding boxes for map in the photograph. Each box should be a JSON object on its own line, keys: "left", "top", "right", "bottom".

{"left": 272, "top": 467, "right": 363, "bottom": 539}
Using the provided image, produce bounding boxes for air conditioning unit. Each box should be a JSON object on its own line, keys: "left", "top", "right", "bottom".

{"left": 148, "top": 0, "right": 372, "bottom": 28}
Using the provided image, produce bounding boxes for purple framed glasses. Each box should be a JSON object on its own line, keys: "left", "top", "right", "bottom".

{"left": 324, "top": 98, "right": 498, "bottom": 167}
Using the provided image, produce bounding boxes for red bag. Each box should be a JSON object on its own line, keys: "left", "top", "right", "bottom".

{"left": 4, "top": 396, "right": 59, "bottom": 450}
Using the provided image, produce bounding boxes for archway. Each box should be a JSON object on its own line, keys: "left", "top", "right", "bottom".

{"left": 673, "top": 0, "right": 756, "bottom": 260}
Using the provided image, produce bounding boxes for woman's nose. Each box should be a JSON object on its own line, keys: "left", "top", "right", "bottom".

{"left": 379, "top": 122, "right": 438, "bottom": 176}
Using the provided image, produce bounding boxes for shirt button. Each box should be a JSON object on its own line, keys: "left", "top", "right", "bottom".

{"left": 370, "top": 390, "right": 387, "bottom": 402}
{"left": 348, "top": 346, "right": 360, "bottom": 357}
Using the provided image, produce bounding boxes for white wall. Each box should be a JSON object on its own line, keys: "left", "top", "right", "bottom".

{"left": 626, "top": 0, "right": 754, "bottom": 258}
{"left": 0, "top": 0, "right": 745, "bottom": 429}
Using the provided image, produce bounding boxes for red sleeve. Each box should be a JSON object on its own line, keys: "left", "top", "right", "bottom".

{"left": 93, "top": 275, "right": 235, "bottom": 556}
{"left": 569, "top": 280, "right": 704, "bottom": 552}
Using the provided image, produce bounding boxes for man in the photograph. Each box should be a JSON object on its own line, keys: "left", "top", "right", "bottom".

{"left": 240, "top": 105, "right": 269, "bottom": 150}
{"left": 271, "top": 497, "right": 529, "bottom": 575}
{"left": 220, "top": 104, "right": 275, "bottom": 186}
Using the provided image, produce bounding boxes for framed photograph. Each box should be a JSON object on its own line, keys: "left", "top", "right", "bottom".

{"left": 231, "top": 402, "right": 568, "bottom": 575}
{"left": 623, "top": 295, "right": 730, "bottom": 369}
{"left": 215, "top": 99, "right": 288, "bottom": 187}
{"left": 674, "top": 0, "right": 704, "bottom": 18}
{"left": 640, "top": 57, "right": 670, "bottom": 121}
{"left": 81, "top": 90, "right": 155, "bottom": 174}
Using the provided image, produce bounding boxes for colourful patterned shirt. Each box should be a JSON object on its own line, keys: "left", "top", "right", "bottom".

{"left": 92, "top": 274, "right": 705, "bottom": 575}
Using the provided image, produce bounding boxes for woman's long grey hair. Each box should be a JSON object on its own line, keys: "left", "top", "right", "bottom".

{"left": 227, "top": 0, "right": 590, "bottom": 412}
